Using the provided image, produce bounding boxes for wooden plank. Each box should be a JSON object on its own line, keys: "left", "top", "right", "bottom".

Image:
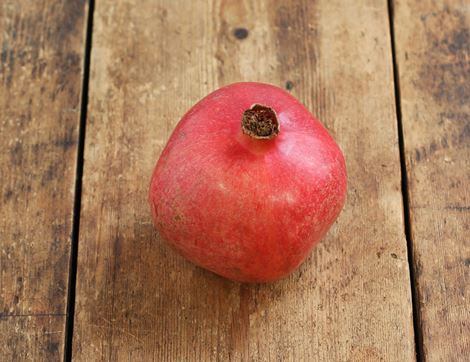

{"left": 393, "top": 0, "right": 470, "bottom": 360}
{"left": 0, "top": 0, "right": 88, "bottom": 359}
{"left": 73, "top": 0, "right": 415, "bottom": 360}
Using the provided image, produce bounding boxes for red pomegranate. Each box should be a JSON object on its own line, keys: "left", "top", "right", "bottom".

{"left": 149, "top": 82, "right": 346, "bottom": 282}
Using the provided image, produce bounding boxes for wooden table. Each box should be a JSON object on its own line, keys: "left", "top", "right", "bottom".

{"left": 1, "top": 1, "right": 469, "bottom": 361}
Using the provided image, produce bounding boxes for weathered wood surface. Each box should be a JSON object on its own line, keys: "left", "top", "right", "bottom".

{"left": 393, "top": 0, "right": 470, "bottom": 360}
{"left": 0, "top": 0, "right": 88, "bottom": 360}
{"left": 73, "top": 0, "right": 415, "bottom": 360}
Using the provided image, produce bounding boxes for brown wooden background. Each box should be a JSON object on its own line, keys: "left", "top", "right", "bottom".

{"left": 1, "top": 0, "right": 469, "bottom": 361}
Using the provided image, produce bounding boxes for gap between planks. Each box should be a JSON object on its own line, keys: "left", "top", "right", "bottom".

{"left": 387, "top": 0, "right": 423, "bottom": 361}
{"left": 63, "top": 0, "right": 95, "bottom": 361}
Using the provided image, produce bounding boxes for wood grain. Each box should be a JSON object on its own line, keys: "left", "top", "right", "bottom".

{"left": 0, "top": 315, "right": 65, "bottom": 360}
{"left": 0, "top": 0, "right": 88, "bottom": 360}
{"left": 73, "top": 0, "right": 415, "bottom": 360}
{"left": 393, "top": 0, "right": 470, "bottom": 360}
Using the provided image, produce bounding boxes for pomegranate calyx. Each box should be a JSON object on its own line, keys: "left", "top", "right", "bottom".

{"left": 241, "top": 104, "right": 280, "bottom": 140}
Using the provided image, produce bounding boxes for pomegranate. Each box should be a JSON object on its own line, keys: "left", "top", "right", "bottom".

{"left": 149, "top": 82, "right": 346, "bottom": 282}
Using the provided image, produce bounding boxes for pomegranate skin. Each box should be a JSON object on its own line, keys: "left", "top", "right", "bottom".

{"left": 149, "top": 82, "right": 346, "bottom": 282}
